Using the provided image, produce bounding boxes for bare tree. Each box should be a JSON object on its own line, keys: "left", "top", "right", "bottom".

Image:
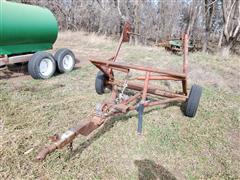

{"left": 202, "top": 0, "right": 216, "bottom": 52}
{"left": 9, "top": 0, "right": 239, "bottom": 55}
{"left": 184, "top": 0, "right": 201, "bottom": 36}
{"left": 221, "top": 0, "right": 240, "bottom": 56}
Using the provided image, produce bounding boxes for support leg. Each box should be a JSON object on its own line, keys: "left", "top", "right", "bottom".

{"left": 136, "top": 72, "right": 150, "bottom": 134}
{"left": 182, "top": 80, "right": 188, "bottom": 95}
{"left": 137, "top": 104, "right": 144, "bottom": 134}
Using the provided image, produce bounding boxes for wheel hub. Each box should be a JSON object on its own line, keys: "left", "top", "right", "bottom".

{"left": 62, "top": 55, "right": 74, "bottom": 70}
{"left": 39, "top": 58, "right": 54, "bottom": 76}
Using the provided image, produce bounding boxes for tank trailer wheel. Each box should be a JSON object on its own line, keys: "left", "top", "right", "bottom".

{"left": 55, "top": 48, "right": 76, "bottom": 73}
{"left": 28, "top": 52, "right": 56, "bottom": 79}
{"left": 184, "top": 85, "right": 202, "bottom": 117}
{"left": 95, "top": 71, "right": 108, "bottom": 95}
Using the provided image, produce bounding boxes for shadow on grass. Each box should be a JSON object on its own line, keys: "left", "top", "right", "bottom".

{"left": 53, "top": 66, "right": 81, "bottom": 77}
{"left": 134, "top": 159, "right": 176, "bottom": 180}
{"left": 0, "top": 63, "right": 28, "bottom": 80}
{"left": 67, "top": 113, "right": 131, "bottom": 160}
{"left": 67, "top": 102, "right": 184, "bottom": 161}
{"left": 0, "top": 58, "right": 81, "bottom": 80}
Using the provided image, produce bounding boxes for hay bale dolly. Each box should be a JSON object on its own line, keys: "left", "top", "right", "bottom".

{"left": 36, "top": 22, "right": 202, "bottom": 161}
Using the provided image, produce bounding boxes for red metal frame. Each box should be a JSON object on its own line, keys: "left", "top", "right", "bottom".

{"left": 36, "top": 22, "right": 190, "bottom": 161}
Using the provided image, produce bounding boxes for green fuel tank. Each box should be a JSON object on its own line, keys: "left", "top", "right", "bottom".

{"left": 0, "top": 0, "right": 58, "bottom": 56}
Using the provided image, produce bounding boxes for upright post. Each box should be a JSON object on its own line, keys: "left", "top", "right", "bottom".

{"left": 112, "top": 34, "right": 124, "bottom": 62}
{"left": 112, "top": 22, "right": 131, "bottom": 62}
{"left": 137, "top": 72, "right": 150, "bottom": 134}
{"left": 182, "top": 34, "right": 188, "bottom": 95}
{"left": 183, "top": 34, "right": 189, "bottom": 75}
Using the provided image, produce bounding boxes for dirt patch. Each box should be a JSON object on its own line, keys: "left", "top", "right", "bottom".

{"left": 227, "top": 129, "right": 240, "bottom": 158}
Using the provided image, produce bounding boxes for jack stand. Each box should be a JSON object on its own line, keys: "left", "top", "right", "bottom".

{"left": 137, "top": 104, "right": 144, "bottom": 135}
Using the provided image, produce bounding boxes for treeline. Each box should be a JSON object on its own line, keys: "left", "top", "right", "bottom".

{"left": 14, "top": 0, "right": 240, "bottom": 56}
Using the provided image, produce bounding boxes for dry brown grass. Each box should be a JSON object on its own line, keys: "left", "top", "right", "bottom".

{"left": 0, "top": 31, "right": 239, "bottom": 179}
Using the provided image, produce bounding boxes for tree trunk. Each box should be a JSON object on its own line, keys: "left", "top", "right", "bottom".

{"left": 218, "top": 28, "right": 224, "bottom": 49}
{"left": 220, "top": 0, "right": 240, "bottom": 56}
{"left": 202, "top": 0, "right": 215, "bottom": 52}
{"left": 202, "top": 31, "right": 210, "bottom": 52}
{"left": 221, "top": 35, "right": 239, "bottom": 57}
{"left": 221, "top": 44, "right": 232, "bottom": 57}
{"left": 185, "top": 0, "right": 200, "bottom": 35}
{"left": 133, "top": 0, "right": 141, "bottom": 45}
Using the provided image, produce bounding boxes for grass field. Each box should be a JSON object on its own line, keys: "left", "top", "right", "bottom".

{"left": 0, "top": 32, "right": 239, "bottom": 179}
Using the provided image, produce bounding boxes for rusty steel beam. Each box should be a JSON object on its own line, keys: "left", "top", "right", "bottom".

{"left": 112, "top": 22, "right": 131, "bottom": 62}
{"left": 108, "top": 80, "right": 187, "bottom": 99}
{"left": 142, "top": 72, "right": 150, "bottom": 101}
{"left": 127, "top": 82, "right": 187, "bottom": 99}
{"left": 143, "top": 97, "right": 185, "bottom": 107}
{"left": 183, "top": 34, "right": 189, "bottom": 75}
{"left": 122, "top": 92, "right": 142, "bottom": 105}
{"left": 127, "top": 97, "right": 185, "bottom": 111}
{"left": 182, "top": 34, "right": 189, "bottom": 95}
{"left": 137, "top": 76, "right": 183, "bottom": 81}
{"left": 36, "top": 116, "right": 106, "bottom": 161}
{"left": 90, "top": 60, "right": 186, "bottom": 79}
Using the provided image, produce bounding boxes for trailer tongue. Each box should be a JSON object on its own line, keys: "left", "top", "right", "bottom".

{"left": 36, "top": 22, "right": 202, "bottom": 161}
{"left": 36, "top": 116, "right": 106, "bottom": 161}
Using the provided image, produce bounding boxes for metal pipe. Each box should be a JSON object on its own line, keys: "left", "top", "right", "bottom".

{"left": 122, "top": 92, "right": 142, "bottom": 105}
{"left": 90, "top": 60, "right": 186, "bottom": 78}
{"left": 136, "top": 72, "right": 150, "bottom": 134}
{"left": 143, "top": 97, "right": 185, "bottom": 107}
{"left": 127, "top": 97, "right": 185, "bottom": 111}
{"left": 108, "top": 80, "right": 187, "bottom": 99}
{"left": 141, "top": 72, "right": 150, "bottom": 101}
{"left": 36, "top": 116, "right": 106, "bottom": 161}
{"left": 183, "top": 34, "right": 189, "bottom": 75}
{"left": 182, "top": 34, "right": 189, "bottom": 95}
{"left": 137, "top": 76, "right": 183, "bottom": 81}
{"left": 112, "top": 35, "right": 123, "bottom": 62}
{"left": 112, "top": 22, "right": 131, "bottom": 62}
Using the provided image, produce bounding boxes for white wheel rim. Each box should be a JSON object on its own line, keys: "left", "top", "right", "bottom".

{"left": 39, "top": 58, "right": 54, "bottom": 77}
{"left": 62, "top": 55, "right": 74, "bottom": 70}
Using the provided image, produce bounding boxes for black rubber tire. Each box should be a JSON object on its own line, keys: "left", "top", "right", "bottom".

{"left": 54, "top": 48, "right": 76, "bottom": 73}
{"left": 184, "top": 85, "right": 202, "bottom": 117}
{"left": 28, "top": 52, "right": 56, "bottom": 79}
{"left": 95, "top": 71, "right": 107, "bottom": 95}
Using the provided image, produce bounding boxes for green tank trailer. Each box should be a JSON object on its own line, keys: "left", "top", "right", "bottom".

{"left": 0, "top": 0, "right": 76, "bottom": 79}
